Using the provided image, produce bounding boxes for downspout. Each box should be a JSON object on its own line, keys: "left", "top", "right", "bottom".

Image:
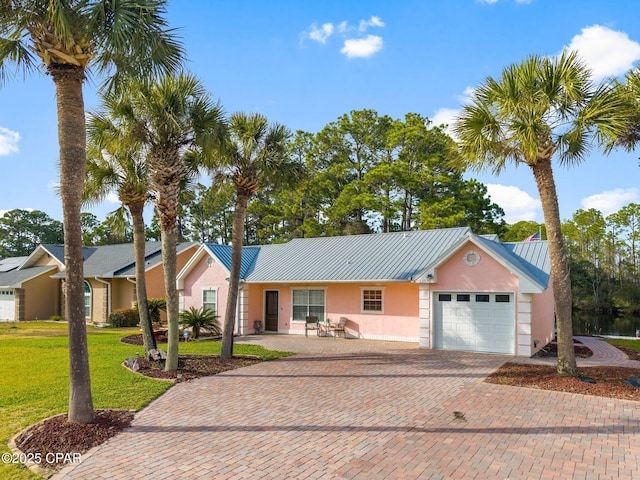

{"left": 126, "top": 277, "right": 137, "bottom": 305}
{"left": 94, "top": 277, "right": 111, "bottom": 324}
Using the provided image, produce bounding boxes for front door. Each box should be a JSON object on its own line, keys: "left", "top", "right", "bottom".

{"left": 265, "top": 291, "right": 279, "bottom": 332}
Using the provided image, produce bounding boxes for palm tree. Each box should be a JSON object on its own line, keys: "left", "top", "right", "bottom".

{"left": 454, "top": 52, "right": 629, "bottom": 376}
{"left": 84, "top": 109, "right": 157, "bottom": 355}
{"left": 106, "top": 73, "right": 226, "bottom": 371}
{"left": 615, "top": 68, "right": 640, "bottom": 151}
{"left": 179, "top": 306, "right": 221, "bottom": 339}
{"left": 219, "top": 112, "right": 299, "bottom": 359}
{"left": 0, "top": 1, "right": 182, "bottom": 423}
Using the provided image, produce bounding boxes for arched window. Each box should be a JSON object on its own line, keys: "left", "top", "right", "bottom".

{"left": 84, "top": 281, "right": 91, "bottom": 319}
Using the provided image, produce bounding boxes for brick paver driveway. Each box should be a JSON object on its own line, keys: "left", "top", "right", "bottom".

{"left": 55, "top": 337, "right": 640, "bottom": 479}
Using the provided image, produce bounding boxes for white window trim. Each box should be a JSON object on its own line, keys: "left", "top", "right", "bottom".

{"left": 290, "top": 286, "right": 327, "bottom": 323}
{"left": 84, "top": 281, "right": 92, "bottom": 319}
{"left": 201, "top": 286, "right": 219, "bottom": 314}
{"left": 360, "top": 286, "right": 385, "bottom": 314}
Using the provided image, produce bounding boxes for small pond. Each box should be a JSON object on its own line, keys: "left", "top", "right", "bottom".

{"left": 573, "top": 311, "right": 640, "bottom": 337}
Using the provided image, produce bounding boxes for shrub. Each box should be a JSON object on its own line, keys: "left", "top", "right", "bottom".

{"left": 109, "top": 308, "right": 140, "bottom": 328}
{"left": 179, "top": 307, "right": 221, "bottom": 339}
{"left": 49, "top": 315, "right": 63, "bottom": 322}
{"left": 147, "top": 298, "right": 167, "bottom": 325}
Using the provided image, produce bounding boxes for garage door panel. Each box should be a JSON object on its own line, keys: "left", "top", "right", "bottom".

{"left": 494, "top": 324, "right": 513, "bottom": 335}
{"left": 493, "top": 310, "right": 511, "bottom": 320}
{"left": 435, "top": 292, "right": 515, "bottom": 355}
{"left": 0, "top": 289, "right": 15, "bottom": 321}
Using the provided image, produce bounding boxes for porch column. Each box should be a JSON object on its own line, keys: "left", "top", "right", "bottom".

{"left": 517, "top": 292, "right": 533, "bottom": 356}
{"left": 61, "top": 280, "right": 67, "bottom": 321}
{"left": 418, "top": 284, "right": 431, "bottom": 348}
{"left": 100, "top": 281, "right": 110, "bottom": 323}
{"left": 236, "top": 285, "right": 249, "bottom": 335}
{"left": 14, "top": 288, "right": 25, "bottom": 321}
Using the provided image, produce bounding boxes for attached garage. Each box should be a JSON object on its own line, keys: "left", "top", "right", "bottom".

{"left": 433, "top": 292, "right": 515, "bottom": 354}
{"left": 0, "top": 289, "right": 15, "bottom": 321}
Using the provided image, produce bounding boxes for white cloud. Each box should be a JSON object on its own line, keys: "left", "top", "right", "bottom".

{"left": 359, "top": 16, "right": 384, "bottom": 32}
{"left": 457, "top": 86, "right": 475, "bottom": 104}
{"left": 0, "top": 127, "right": 20, "bottom": 156}
{"left": 431, "top": 108, "right": 460, "bottom": 139}
{"left": 477, "top": 0, "right": 498, "bottom": 3}
{"left": 486, "top": 184, "right": 541, "bottom": 223}
{"left": 566, "top": 25, "right": 640, "bottom": 80}
{"left": 581, "top": 188, "right": 640, "bottom": 216}
{"left": 106, "top": 192, "right": 120, "bottom": 203}
{"left": 341, "top": 35, "right": 383, "bottom": 59}
{"left": 308, "top": 22, "right": 334, "bottom": 44}
{"left": 337, "top": 21, "right": 349, "bottom": 33}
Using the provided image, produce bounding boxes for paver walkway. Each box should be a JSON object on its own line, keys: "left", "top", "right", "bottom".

{"left": 54, "top": 336, "right": 640, "bottom": 480}
{"left": 514, "top": 335, "right": 640, "bottom": 367}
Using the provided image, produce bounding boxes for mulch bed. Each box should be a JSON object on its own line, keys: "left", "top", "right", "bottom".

{"left": 486, "top": 363, "right": 640, "bottom": 401}
{"left": 134, "top": 354, "right": 263, "bottom": 381}
{"left": 533, "top": 341, "right": 593, "bottom": 358}
{"left": 14, "top": 409, "right": 134, "bottom": 470}
{"left": 13, "top": 353, "right": 262, "bottom": 474}
{"left": 615, "top": 345, "right": 640, "bottom": 361}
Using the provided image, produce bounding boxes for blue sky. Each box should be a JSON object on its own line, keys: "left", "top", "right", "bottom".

{"left": 1, "top": 0, "right": 640, "bottom": 225}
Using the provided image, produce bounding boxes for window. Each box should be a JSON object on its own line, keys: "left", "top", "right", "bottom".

{"left": 292, "top": 289, "right": 325, "bottom": 321}
{"left": 438, "top": 294, "right": 452, "bottom": 302}
{"left": 84, "top": 281, "right": 91, "bottom": 318}
{"left": 495, "top": 294, "right": 511, "bottom": 303}
{"left": 456, "top": 294, "right": 470, "bottom": 302}
{"left": 203, "top": 288, "right": 217, "bottom": 313}
{"left": 475, "top": 294, "right": 490, "bottom": 303}
{"left": 362, "top": 288, "right": 384, "bottom": 313}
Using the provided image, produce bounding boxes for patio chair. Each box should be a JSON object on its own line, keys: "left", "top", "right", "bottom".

{"left": 305, "top": 316, "right": 319, "bottom": 337}
{"left": 329, "top": 317, "right": 347, "bottom": 338}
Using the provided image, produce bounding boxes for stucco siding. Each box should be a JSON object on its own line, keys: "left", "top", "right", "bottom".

{"left": 249, "top": 282, "right": 419, "bottom": 341}
{"left": 181, "top": 257, "right": 229, "bottom": 331}
{"left": 111, "top": 278, "right": 135, "bottom": 311}
{"left": 531, "top": 277, "right": 555, "bottom": 354}
{"left": 434, "top": 242, "right": 519, "bottom": 292}
{"left": 23, "top": 273, "right": 59, "bottom": 320}
{"left": 146, "top": 245, "right": 198, "bottom": 321}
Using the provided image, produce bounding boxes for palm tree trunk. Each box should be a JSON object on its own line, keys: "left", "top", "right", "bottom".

{"left": 160, "top": 227, "right": 179, "bottom": 370}
{"left": 129, "top": 202, "right": 157, "bottom": 354}
{"left": 50, "top": 65, "right": 94, "bottom": 423}
{"left": 221, "top": 193, "right": 249, "bottom": 359}
{"left": 531, "top": 159, "right": 578, "bottom": 376}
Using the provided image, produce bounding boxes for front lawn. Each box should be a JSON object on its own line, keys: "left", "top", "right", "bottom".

{"left": 0, "top": 321, "right": 291, "bottom": 480}
{"left": 603, "top": 337, "right": 640, "bottom": 360}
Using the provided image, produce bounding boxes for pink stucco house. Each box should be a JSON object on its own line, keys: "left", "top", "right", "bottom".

{"left": 176, "top": 227, "right": 554, "bottom": 356}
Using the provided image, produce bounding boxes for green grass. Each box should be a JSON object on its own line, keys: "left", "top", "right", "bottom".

{"left": 603, "top": 337, "right": 640, "bottom": 351}
{"left": 0, "top": 321, "right": 292, "bottom": 480}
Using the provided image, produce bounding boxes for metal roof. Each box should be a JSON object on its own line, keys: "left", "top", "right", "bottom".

{"left": 203, "top": 228, "right": 552, "bottom": 286}
{"left": 237, "top": 228, "right": 471, "bottom": 283}
{"left": 502, "top": 240, "right": 551, "bottom": 284}
{"left": 204, "top": 244, "right": 261, "bottom": 279}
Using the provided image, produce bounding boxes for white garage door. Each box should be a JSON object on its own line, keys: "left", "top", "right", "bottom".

{"left": 0, "top": 289, "right": 15, "bottom": 321}
{"left": 434, "top": 292, "right": 515, "bottom": 354}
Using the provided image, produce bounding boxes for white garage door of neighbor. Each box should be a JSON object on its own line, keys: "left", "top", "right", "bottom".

{"left": 0, "top": 289, "right": 15, "bottom": 321}
{"left": 434, "top": 292, "right": 515, "bottom": 354}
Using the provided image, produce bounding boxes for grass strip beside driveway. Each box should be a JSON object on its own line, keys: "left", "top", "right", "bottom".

{"left": 0, "top": 322, "right": 290, "bottom": 480}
